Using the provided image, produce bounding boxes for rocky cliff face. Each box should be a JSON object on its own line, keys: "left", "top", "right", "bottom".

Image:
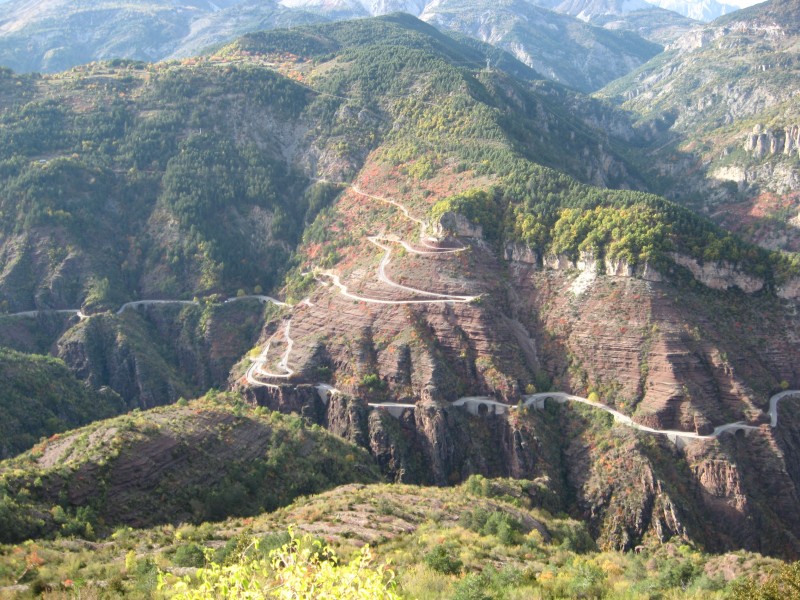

{"left": 668, "top": 253, "right": 765, "bottom": 294}
{"left": 56, "top": 300, "right": 267, "bottom": 410}
{"left": 234, "top": 164, "right": 800, "bottom": 556}
{"left": 745, "top": 124, "right": 800, "bottom": 159}
{"left": 599, "top": 0, "right": 800, "bottom": 250}
{"left": 245, "top": 377, "right": 800, "bottom": 556}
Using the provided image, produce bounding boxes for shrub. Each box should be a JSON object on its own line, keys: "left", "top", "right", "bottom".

{"left": 360, "top": 373, "right": 387, "bottom": 392}
{"left": 424, "top": 544, "right": 463, "bottom": 575}
{"left": 659, "top": 558, "right": 700, "bottom": 590}
{"left": 159, "top": 528, "right": 399, "bottom": 599}
{"left": 460, "top": 509, "right": 524, "bottom": 545}
{"left": 452, "top": 572, "right": 490, "bottom": 600}
{"left": 173, "top": 543, "right": 206, "bottom": 568}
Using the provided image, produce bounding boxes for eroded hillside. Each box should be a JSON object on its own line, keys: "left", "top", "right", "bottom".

{"left": 2, "top": 13, "right": 800, "bottom": 564}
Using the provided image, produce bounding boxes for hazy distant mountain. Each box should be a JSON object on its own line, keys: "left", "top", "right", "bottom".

{"left": 420, "top": 0, "right": 662, "bottom": 91}
{"left": 170, "top": 0, "right": 328, "bottom": 59}
{"left": 0, "top": 0, "right": 242, "bottom": 72}
{"left": 0, "top": 0, "right": 663, "bottom": 93}
{"left": 528, "top": 0, "right": 699, "bottom": 42}
{"left": 646, "top": 0, "right": 739, "bottom": 20}
{"left": 540, "top": 0, "right": 739, "bottom": 21}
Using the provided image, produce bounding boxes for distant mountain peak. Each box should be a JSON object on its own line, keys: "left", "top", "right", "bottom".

{"left": 646, "top": 0, "right": 739, "bottom": 21}
{"left": 550, "top": 0, "right": 655, "bottom": 21}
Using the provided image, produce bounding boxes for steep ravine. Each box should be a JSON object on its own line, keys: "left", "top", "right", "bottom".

{"left": 232, "top": 179, "right": 800, "bottom": 557}
{"left": 243, "top": 380, "right": 800, "bottom": 557}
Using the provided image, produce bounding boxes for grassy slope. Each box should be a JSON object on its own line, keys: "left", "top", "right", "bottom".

{"left": 0, "top": 478, "right": 783, "bottom": 598}
{"left": 0, "top": 347, "right": 123, "bottom": 459}
{"left": 0, "top": 393, "right": 381, "bottom": 544}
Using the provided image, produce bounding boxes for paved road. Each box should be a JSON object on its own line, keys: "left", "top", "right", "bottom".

{"left": 5, "top": 294, "right": 286, "bottom": 319}
{"left": 769, "top": 390, "right": 800, "bottom": 427}
{"left": 116, "top": 299, "right": 198, "bottom": 314}
{"left": 118, "top": 294, "right": 288, "bottom": 314}
{"left": 394, "top": 391, "right": 788, "bottom": 440}
{"left": 3, "top": 308, "right": 83, "bottom": 319}
{"left": 519, "top": 393, "right": 763, "bottom": 440}
{"left": 307, "top": 186, "right": 477, "bottom": 305}
{"left": 369, "top": 236, "right": 476, "bottom": 301}
{"left": 246, "top": 319, "right": 296, "bottom": 389}
{"left": 306, "top": 385, "right": 797, "bottom": 441}
{"left": 351, "top": 186, "right": 467, "bottom": 252}
{"left": 317, "top": 271, "right": 477, "bottom": 305}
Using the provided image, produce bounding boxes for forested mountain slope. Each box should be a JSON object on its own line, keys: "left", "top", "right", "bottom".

{"left": 599, "top": 0, "right": 800, "bottom": 251}
{"left": 2, "top": 13, "right": 800, "bottom": 567}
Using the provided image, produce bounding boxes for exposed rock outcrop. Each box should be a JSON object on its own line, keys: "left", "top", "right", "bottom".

{"left": 669, "top": 253, "right": 764, "bottom": 293}
{"left": 536, "top": 250, "right": 662, "bottom": 283}
{"left": 58, "top": 301, "right": 266, "bottom": 409}
{"left": 745, "top": 124, "right": 800, "bottom": 158}
{"left": 504, "top": 243, "right": 538, "bottom": 264}
{"left": 433, "top": 212, "right": 483, "bottom": 239}
{"left": 778, "top": 277, "right": 800, "bottom": 300}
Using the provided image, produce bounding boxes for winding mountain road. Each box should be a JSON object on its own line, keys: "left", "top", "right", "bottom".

{"left": 770, "top": 390, "right": 800, "bottom": 427}
{"left": 2, "top": 308, "right": 85, "bottom": 320}
{"left": 117, "top": 294, "right": 288, "bottom": 314}
{"left": 308, "top": 383, "right": 797, "bottom": 441}
{"left": 4, "top": 294, "right": 286, "bottom": 320}
{"left": 351, "top": 186, "right": 467, "bottom": 252}
{"left": 241, "top": 185, "right": 800, "bottom": 442}
{"left": 4, "top": 182, "right": 797, "bottom": 443}
{"left": 245, "top": 318, "right": 296, "bottom": 389}
{"left": 310, "top": 187, "right": 478, "bottom": 304}
{"left": 368, "top": 236, "right": 476, "bottom": 301}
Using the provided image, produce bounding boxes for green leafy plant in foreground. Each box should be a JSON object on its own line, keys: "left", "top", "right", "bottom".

{"left": 159, "top": 527, "right": 399, "bottom": 599}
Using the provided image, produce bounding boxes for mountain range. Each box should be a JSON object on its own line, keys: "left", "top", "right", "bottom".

{"left": 1, "top": 0, "right": 800, "bottom": 596}
{"left": 601, "top": 0, "right": 800, "bottom": 251}
{"left": 0, "top": 0, "right": 705, "bottom": 80}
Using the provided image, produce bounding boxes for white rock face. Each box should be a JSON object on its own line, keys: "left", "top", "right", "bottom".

{"left": 744, "top": 124, "right": 800, "bottom": 158}
{"left": 543, "top": 253, "right": 576, "bottom": 271}
{"left": 669, "top": 253, "right": 764, "bottom": 293}
{"left": 433, "top": 212, "right": 483, "bottom": 239}
{"left": 570, "top": 261, "right": 598, "bottom": 295}
{"left": 605, "top": 256, "right": 635, "bottom": 277}
{"left": 647, "top": 0, "right": 738, "bottom": 22}
{"left": 505, "top": 243, "right": 538, "bottom": 264}
{"left": 712, "top": 166, "right": 747, "bottom": 184}
{"left": 537, "top": 251, "right": 663, "bottom": 292}
{"left": 712, "top": 161, "right": 800, "bottom": 195}
{"left": 778, "top": 278, "right": 800, "bottom": 300}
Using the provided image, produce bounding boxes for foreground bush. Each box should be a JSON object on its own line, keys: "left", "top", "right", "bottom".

{"left": 159, "top": 528, "right": 399, "bottom": 599}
